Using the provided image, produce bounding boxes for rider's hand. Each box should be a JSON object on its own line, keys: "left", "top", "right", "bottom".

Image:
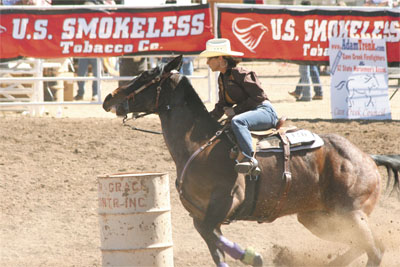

{"left": 223, "top": 107, "right": 235, "bottom": 117}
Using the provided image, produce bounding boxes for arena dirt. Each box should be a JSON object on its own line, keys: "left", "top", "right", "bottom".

{"left": 0, "top": 116, "right": 399, "bottom": 267}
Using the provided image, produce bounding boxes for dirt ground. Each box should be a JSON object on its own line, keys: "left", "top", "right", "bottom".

{"left": 1, "top": 61, "right": 399, "bottom": 267}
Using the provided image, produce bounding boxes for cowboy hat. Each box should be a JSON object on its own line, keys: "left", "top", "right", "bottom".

{"left": 199, "top": 38, "right": 244, "bottom": 58}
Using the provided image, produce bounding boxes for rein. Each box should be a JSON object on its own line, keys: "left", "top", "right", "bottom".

{"left": 176, "top": 123, "right": 230, "bottom": 195}
{"left": 122, "top": 113, "right": 163, "bottom": 135}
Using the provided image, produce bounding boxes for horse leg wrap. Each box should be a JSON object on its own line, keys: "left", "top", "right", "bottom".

{"left": 216, "top": 236, "right": 245, "bottom": 260}
{"left": 241, "top": 247, "right": 263, "bottom": 266}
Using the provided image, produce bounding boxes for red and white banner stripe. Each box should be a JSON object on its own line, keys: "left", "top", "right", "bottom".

{"left": 0, "top": 4, "right": 213, "bottom": 60}
{"left": 216, "top": 4, "right": 400, "bottom": 64}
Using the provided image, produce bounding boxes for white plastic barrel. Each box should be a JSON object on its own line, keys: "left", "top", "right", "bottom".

{"left": 97, "top": 172, "right": 173, "bottom": 267}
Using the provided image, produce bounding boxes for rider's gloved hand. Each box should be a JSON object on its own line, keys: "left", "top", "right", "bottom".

{"left": 223, "top": 107, "right": 235, "bottom": 117}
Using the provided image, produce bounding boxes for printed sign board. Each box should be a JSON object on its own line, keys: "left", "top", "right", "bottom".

{"left": 329, "top": 37, "right": 391, "bottom": 120}
{"left": 216, "top": 4, "right": 400, "bottom": 64}
{"left": 0, "top": 4, "right": 213, "bottom": 60}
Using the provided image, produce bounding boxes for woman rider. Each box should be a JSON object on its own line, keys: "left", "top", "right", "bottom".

{"left": 199, "top": 38, "right": 279, "bottom": 175}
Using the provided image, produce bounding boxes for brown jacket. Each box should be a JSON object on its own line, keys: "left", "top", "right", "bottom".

{"left": 210, "top": 67, "right": 269, "bottom": 120}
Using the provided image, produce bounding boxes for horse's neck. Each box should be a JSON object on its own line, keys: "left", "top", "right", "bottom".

{"left": 158, "top": 102, "right": 218, "bottom": 171}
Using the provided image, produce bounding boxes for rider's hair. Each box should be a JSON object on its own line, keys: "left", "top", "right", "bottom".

{"left": 223, "top": 56, "right": 241, "bottom": 68}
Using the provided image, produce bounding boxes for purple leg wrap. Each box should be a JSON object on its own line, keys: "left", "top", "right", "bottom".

{"left": 216, "top": 236, "right": 245, "bottom": 260}
{"left": 218, "top": 262, "right": 229, "bottom": 267}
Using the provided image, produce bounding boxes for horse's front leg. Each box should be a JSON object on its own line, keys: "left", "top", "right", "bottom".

{"left": 194, "top": 189, "right": 263, "bottom": 266}
{"left": 193, "top": 219, "right": 227, "bottom": 266}
{"left": 192, "top": 188, "right": 233, "bottom": 266}
{"left": 194, "top": 219, "right": 263, "bottom": 267}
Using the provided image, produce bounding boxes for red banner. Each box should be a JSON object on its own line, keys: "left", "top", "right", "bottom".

{"left": 0, "top": 4, "right": 213, "bottom": 60}
{"left": 217, "top": 5, "right": 400, "bottom": 64}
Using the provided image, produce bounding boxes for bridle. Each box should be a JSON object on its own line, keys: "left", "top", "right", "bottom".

{"left": 126, "top": 70, "right": 173, "bottom": 112}
{"left": 121, "top": 70, "right": 174, "bottom": 135}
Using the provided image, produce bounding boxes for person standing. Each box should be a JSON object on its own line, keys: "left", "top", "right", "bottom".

{"left": 118, "top": 57, "right": 146, "bottom": 87}
{"left": 289, "top": 64, "right": 323, "bottom": 101}
{"left": 74, "top": 57, "right": 99, "bottom": 101}
{"left": 74, "top": 0, "right": 115, "bottom": 101}
{"left": 288, "top": 0, "right": 322, "bottom": 101}
{"left": 180, "top": 56, "right": 194, "bottom": 76}
{"left": 200, "top": 38, "right": 279, "bottom": 175}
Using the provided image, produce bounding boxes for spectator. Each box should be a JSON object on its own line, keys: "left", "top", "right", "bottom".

{"left": 118, "top": 57, "right": 146, "bottom": 87}
{"left": 74, "top": 0, "right": 115, "bottom": 101}
{"left": 288, "top": 0, "right": 323, "bottom": 101}
{"left": 74, "top": 57, "right": 100, "bottom": 101}
{"left": 289, "top": 65, "right": 323, "bottom": 101}
{"left": 180, "top": 57, "right": 194, "bottom": 76}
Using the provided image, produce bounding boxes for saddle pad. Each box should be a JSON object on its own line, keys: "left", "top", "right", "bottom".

{"left": 256, "top": 130, "right": 324, "bottom": 153}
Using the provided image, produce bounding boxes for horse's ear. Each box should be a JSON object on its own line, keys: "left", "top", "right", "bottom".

{"left": 164, "top": 55, "right": 183, "bottom": 73}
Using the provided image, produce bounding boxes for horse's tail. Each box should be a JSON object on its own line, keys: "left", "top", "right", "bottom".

{"left": 371, "top": 154, "right": 400, "bottom": 199}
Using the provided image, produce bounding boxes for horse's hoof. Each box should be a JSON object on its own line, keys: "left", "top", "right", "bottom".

{"left": 253, "top": 254, "right": 263, "bottom": 267}
{"left": 241, "top": 247, "right": 263, "bottom": 266}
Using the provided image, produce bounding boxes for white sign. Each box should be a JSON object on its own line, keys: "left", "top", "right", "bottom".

{"left": 329, "top": 37, "right": 391, "bottom": 120}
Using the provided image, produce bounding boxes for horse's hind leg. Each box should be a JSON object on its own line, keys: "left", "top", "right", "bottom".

{"left": 297, "top": 210, "right": 384, "bottom": 266}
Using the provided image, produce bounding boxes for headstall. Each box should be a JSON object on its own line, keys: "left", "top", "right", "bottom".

{"left": 122, "top": 71, "right": 173, "bottom": 135}
{"left": 127, "top": 71, "right": 173, "bottom": 111}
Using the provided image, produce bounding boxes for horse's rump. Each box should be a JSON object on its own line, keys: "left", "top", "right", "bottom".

{"left": 249, "top": 133, "right": 381, "bottom": 219}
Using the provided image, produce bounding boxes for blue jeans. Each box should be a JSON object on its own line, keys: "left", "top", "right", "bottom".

{"left": 77, "top": 58, "right": 98, "bottom": 96}
{"left": 181, "top": 57, "right": 194, "bottom": 75}
{"left": 294, "top": 65, "right": 322, "bottom": 99}
{"left": 231, "top": 101, "right": 278, "bottom": 160}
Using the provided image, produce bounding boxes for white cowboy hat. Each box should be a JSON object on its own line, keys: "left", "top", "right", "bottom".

{"left": 199, "top": 38, "right": 244, "bottom": 58}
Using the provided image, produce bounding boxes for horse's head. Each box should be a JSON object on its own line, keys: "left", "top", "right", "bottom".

{"left": 103, "top": 55, "right": 183, "bottom": 116}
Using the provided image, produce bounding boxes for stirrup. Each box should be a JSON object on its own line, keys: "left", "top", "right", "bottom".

{"left": 235, "top": 161, "right": 261, "bottom": 176}
{"left": 235, "top": 161, "right": 253, "bottom": 174}
{"left": 251, "top": 166, "right": 261, "bottom": 176}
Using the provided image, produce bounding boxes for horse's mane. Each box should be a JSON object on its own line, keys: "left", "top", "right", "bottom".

{"left": 173, "top": 75, "right": 221, "bottom": 137}
{"left": 177, "top": 76, "right": 213, "bottom": 120}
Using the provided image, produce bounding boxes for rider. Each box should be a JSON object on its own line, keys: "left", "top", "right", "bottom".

{"left": 200, "top": 38, "right": 279, "bottom": 175}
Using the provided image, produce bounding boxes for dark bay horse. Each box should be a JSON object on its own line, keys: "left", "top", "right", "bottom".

{"left": 103, "top": 56, "right": 384, "bottom": 266}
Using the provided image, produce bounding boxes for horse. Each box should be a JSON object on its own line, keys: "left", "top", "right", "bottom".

{"left": 103, "top": 55, "right": 384, "bottom": 266}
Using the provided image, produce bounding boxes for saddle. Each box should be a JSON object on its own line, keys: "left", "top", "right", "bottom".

{"left": 254, "top": 127, "right": 324, "bottom": 153}
{"left": 227, "top": 117, "right": 324, "bottom": 224}
{"left": 230, "top": 117, "right": 324, "bottom": 161}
